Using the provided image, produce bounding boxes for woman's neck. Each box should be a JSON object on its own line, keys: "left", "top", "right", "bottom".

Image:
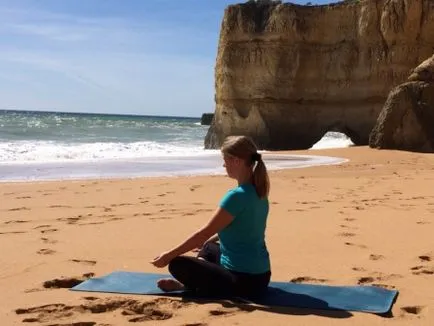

{"left": 237, "top": 169, "right": 253, "bottom": 186}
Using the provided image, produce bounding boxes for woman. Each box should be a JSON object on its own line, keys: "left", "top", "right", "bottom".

{"left": 151, "top": 135, "right": 271, "bottom": 299}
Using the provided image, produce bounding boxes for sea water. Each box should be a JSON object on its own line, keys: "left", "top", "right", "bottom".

{"left": 0, "top": 110, "right": 350, "bottom": 182}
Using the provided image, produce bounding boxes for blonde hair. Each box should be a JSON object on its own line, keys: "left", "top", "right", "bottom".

{"left": 221, "top": 135, "right": 270, "bottom": 199}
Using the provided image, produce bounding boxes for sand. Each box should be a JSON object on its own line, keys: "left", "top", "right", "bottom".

{"left": 1, "top": 146, "right": 433, "bottom": 325}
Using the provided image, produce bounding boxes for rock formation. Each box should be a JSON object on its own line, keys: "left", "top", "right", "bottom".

{"left": 200, "top": 113, "right": 214, "bottom": 125}
{"left": 369, "top": 54, "right": 434, "bottom": 152}
{"left": 205, "top": 0, "right": 434, "bottom": 150}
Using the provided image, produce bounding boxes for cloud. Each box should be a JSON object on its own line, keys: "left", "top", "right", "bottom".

{"left": 0, "top": 4, "right": 215, "bottom": 53}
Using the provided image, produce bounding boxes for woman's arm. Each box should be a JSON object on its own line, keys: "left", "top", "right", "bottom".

{"left": 151, "top": 207, "right": 233, "bottom": 267}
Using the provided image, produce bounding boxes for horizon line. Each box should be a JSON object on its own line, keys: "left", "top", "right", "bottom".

{"left": 0, "top": 108, "right": 214, "bottom": 120}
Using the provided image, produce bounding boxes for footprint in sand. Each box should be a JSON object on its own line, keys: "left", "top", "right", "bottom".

{"left": 34, "top": 224, "right": 52, "bottom": 229}
{"left": 4, "top": 220, "right": 29, "bottom": 224}
{"left": 69, "top": 259, "right": 97, "bottom": 266}
{"left": 298, "top": 201, "right": 317, "bottom": 205}
{"left": 357, "top": 272, "right": 401, "bottom": 286}
{"left": 371, "top": 283, "right": 396, "bottom": 290}
{"left": 37, "top": 248, "right": 56, "bottom": 255}
{"left": 338, "top": 232, "right": 356, "bottom": 237}
{"left": 400, "top": 306, "right": 424, "bottom": 315}
{"left": 16, "top": 297, "right": 184, "bottom": 324}
{"left": 23, "top": 288, "right": 45, "bottom": 294}
{"left": 369, "top": 254, "right": 385, "bottom": 261}
{"left": 150, "top": 216, "right": 172, "bottom": 221}
{"left": 40, "top": 228, "right": 58, "bottom": 234}
{"left": 340, "top": 224, "right": 358, "bottom": 230}
{"left": 357, "top": 276, "right": 375, "bottom": 284}
{"left": 7, "top": 207, "right": 30, "bottom": 211}
{"left": 189, "top": 185, "right": 201, "bottom": 192}
{"left": 80, "top": 222, "right": 104, "bottom": 226}
{"left": 290, "top": 276, "right": 328, "bottom": 283}
{"left": 196, "top": 209, "right": 214, "bottom": 213}
{"left": 58, "top": 217, "right": 81, "bottom": 224}
{"left": 109, "top": 217, "right": 123, "bottom": 222}
{"left": 111, "top": 203, "right": 133, "bottom": 207}
{"left": 208, "top": 307, "right": 247, "bottom": 317}
{"left": 133, "top": 212, "right": 152, "bottom": 217}
{"left": 410, "top": 265, "right": 424, "bottom": 271}
{"left": 418, "top": 255, "right": 431, "bottom": 262}
{"left": 411, "top": 266, "right": 434, "bottom": 275}
{"left": 344, "top": 242, "right": 368, "bottom": 249}
{"left": 43, "top": 273, "right": 95, "bottom": 289}
{"left": 41, "top": 237, "right": 58, "bottom": 244}
{"left": 159, "top": 208, "right": 179, "bottom": 213}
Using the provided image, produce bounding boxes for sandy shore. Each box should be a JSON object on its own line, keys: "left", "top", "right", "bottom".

{"left": 1, "top": 146, "right": 433, "bottom": 325}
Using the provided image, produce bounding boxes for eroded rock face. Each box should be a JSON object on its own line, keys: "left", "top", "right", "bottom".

{"left": 369, "top": 54, "right": 434, "bottom": 152}
{"left": 205, "top": 0, "right": 434, "bottom": 150}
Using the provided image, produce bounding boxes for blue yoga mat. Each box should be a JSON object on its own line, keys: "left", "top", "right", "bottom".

{"left": 71, "top": 271, "right": 398, "bottom": 314}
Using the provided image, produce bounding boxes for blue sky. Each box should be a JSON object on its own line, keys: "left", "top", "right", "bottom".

{"left": 0, "top": 0, "right": 339, "bottom": 117}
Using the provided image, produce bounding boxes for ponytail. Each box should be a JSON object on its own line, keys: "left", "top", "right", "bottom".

{"left": 252, "top": 156, "right": 270, "bottom": 199}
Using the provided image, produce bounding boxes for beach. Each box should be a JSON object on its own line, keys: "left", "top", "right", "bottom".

{"left": 1, "top": 146, "right": 434, "bottom": 325}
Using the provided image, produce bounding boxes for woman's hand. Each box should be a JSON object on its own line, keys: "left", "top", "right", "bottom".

{"left": 150, "top": 251, "right": 174, "bottom": 268}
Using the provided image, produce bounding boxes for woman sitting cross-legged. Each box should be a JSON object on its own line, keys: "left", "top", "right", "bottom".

{"left": 150, "top": 135, "right": 271, "bottom": 299}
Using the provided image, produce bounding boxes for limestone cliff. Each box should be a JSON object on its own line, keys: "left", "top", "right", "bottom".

{"left": 369, "top": 54, "right": 434, "bottom": 152}
{"left": 205, "top": 0, "right": 434, "bottom": 150}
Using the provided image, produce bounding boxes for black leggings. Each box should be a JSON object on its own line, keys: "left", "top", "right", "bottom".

{"left": 168, "top": 242, "right": 271, "bottom": 299}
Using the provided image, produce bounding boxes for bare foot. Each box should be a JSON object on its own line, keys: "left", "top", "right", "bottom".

{"left": 157, "top": 278, "right": 185, "bottom": 292}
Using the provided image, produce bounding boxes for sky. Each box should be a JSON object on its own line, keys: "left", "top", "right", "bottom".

{"left": 0, "top": 0, "right": 339, "bottom": 117}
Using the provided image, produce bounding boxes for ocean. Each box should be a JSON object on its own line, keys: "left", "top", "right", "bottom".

{"left": 0, "top": 110, "right": 351, "bottom": 182}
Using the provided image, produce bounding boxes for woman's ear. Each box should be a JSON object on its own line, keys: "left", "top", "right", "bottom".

{"left": 234, "top": 157, "right": 243, "bottom": 166}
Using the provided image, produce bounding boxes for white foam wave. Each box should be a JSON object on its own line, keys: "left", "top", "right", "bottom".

{"left": 0, "top": 140, "right": 217, "bottom": 164}
{"left": 310, "top": 132, "right": 354, "bottom": 150}
{"left": 0, "top": 132, "right": 353, "bottom": 164}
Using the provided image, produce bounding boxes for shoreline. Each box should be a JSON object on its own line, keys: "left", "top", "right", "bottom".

{"left": 1, "top": 146, "right": 434, "bottom": 325}
{"left": 0, "top": 151, "right": 348, "bottom": 183}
